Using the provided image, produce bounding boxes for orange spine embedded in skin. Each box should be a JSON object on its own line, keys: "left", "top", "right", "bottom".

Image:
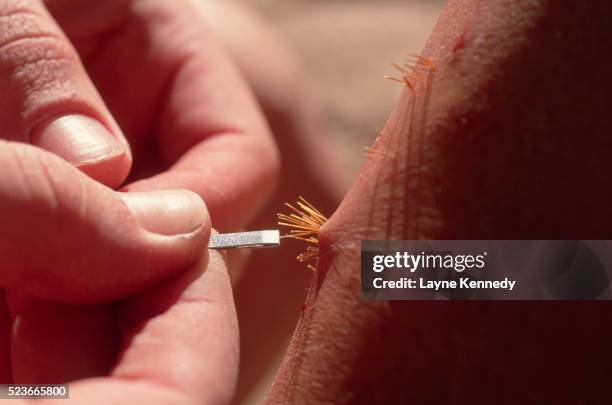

{"left": 278, "top": 197, "right": 328, "bottom": 271}
{"left": 384, "top": 54, "right": 435, "bottom": 92}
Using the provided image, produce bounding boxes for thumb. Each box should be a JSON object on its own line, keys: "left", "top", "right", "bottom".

{"left": 0, "top": 0, "right": 131, "bottom": 187}
{"left": 112, "top": 251, "right": 238, "bottom": 405}
{"left": 0, "top": 142, "right": 208, "bottom": 303}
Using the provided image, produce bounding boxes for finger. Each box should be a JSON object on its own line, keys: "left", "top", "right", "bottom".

{"left": 122, "top": 1, "right": 279, "bottom": 230}
{"left": 9, "top": 297, "right": 116, "bottom": 384}
{"left": 0, "top": 0, "right": 131, "bottom": 187}
{"left": 0, "top": 141, "right": 209, "bottom": 303}
{"left": 113, "top": 250, "right": 238, "bottom": 404}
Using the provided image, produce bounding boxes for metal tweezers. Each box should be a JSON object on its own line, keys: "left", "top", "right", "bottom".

{"left": 208, "top": 230, "right": 280, "bottom": 250}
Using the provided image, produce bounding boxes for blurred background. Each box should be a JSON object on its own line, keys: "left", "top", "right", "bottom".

{"left": 250, "top": 0, "right": 443, "bottom": 189}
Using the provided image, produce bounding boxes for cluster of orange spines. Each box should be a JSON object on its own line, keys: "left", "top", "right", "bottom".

{"left": 384, "top": 54, "right": 435, "bottom": 92}
{"left": 277, "top": 197, "right": 328, "bottom": 269}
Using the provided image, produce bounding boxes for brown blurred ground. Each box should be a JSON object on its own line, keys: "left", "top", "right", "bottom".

{"left": 249, "top": 0, "right": 444, "bottom": 190}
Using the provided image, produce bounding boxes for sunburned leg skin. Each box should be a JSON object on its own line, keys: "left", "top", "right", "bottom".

{"left": 268, "top": 1, "right": 612, "bottom": 403}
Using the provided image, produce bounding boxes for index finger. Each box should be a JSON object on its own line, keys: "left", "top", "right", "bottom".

{"left": 123, "top": 1, "right": 279, "bottom": 230}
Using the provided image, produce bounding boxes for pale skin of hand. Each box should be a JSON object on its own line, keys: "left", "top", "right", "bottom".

{"left": 0, "top": 0, "right": 279, "bottom": 401}
{"left": 0, "top": 153, "right": 240, "bottom": 403}
{"left": 268, "top": 0, "right": 612, "bottom": 403}
{"left": 3, "top": 244, "right": 240, "bottom": 405}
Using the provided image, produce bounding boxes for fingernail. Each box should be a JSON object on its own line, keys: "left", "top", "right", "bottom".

{"left": 31, "top": 114, "right": 125, "bottom": 167}
{"left": 120, "top": 190, "right": 208, "bottom": 236}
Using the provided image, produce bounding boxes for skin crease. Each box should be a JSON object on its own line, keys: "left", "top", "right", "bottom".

{"left": 268, "top": 0, "right": 612, "bottom": 404}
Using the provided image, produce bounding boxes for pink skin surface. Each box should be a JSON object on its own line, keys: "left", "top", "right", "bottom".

{"left": 0, "top": 0, "right": 278, "bottom": 402}
{"left": 11, "top": 251, "right": 239, "bottom": 405}
{"left": 268, "top": 0, "right": 612, "bottom": 403}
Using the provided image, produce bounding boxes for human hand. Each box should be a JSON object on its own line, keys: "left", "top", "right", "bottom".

{"left": 8, "top": 248, "right": 238, "bottom": 405}
{"left": 0, "top": 0, "right": 279, "bottom": 228}
{"left": 0, "top": 144, "right": 238, "bottom": 403}
{"left": 0, "top": 142, "right": 240, "bottom": 404}
{"left": 0, "top": 0, "right": 276, "bottom": 397}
